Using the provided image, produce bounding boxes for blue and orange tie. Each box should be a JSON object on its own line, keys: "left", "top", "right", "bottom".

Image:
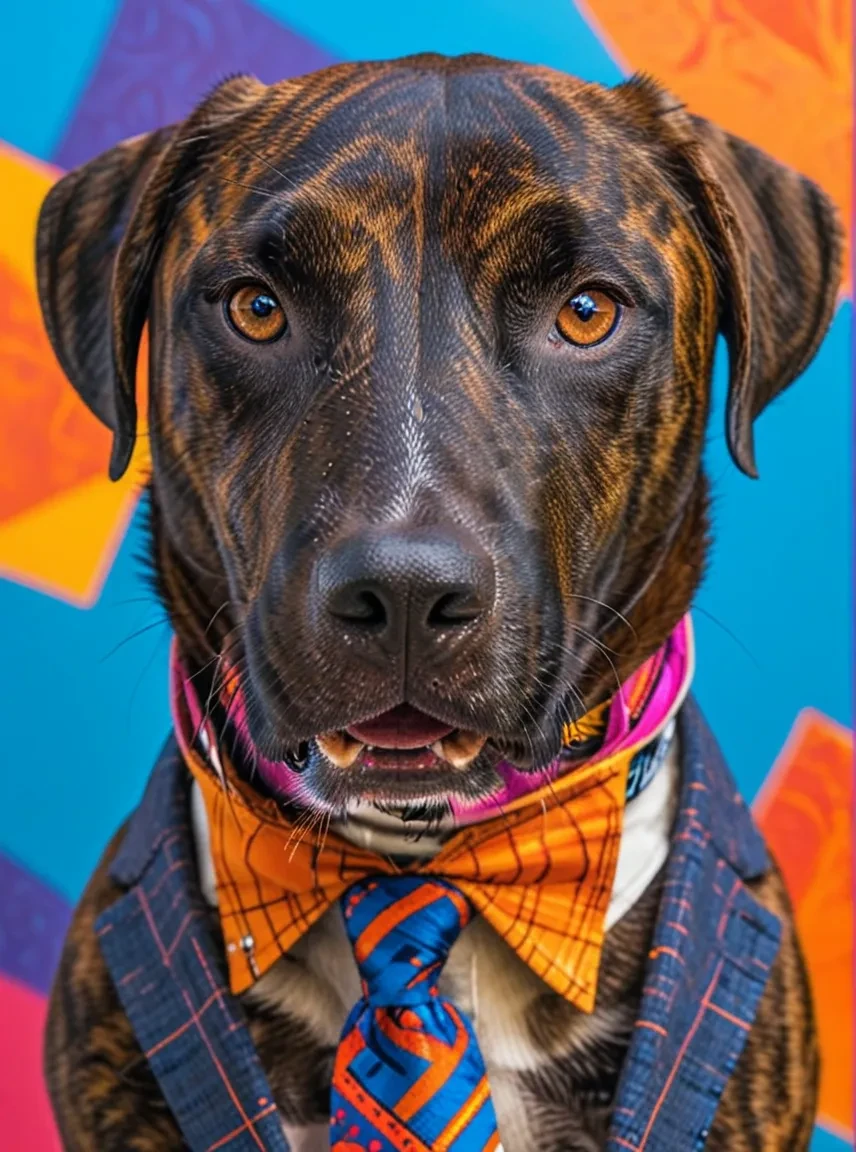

{"left": 330, "top": 876, "right": 501, "bottom": 1152}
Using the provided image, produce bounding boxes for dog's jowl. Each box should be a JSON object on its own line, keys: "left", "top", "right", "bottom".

{"left": 36, "top": 55, "right": 841, "bottom": 1152}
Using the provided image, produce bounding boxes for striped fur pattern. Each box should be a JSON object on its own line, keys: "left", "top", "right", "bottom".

{"left": 36, "top": 54, "right": 839, "bottom": 1149}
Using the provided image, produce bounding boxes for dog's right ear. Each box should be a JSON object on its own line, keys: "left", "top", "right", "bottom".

{"left": 36, "top": 127, "right": 174, "bottom": 466}
{"left": 36, "top": 75, "right": 265, "bottom": 480}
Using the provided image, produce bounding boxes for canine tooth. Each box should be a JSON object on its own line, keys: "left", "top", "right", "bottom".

{"left": 316, "top": 731, "right": 364, "bottom": 769}
{"left": 433, "top": 730, "right": 488, "bottom": 769}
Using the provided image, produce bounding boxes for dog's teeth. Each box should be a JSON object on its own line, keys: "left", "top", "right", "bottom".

{"left": 316, "top": 731, "right": 364, "bottom": 768}
{"left": 433, "top": 729, "right": 488, "bottom": 769}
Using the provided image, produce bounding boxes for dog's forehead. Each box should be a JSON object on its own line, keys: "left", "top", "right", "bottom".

{"left": 203, "top": 61, "right": 660, "bottom": 229}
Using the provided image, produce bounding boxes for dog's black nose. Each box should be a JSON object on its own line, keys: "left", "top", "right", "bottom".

{"left": 317, "top": 526, "right": 494, "bottom": 659}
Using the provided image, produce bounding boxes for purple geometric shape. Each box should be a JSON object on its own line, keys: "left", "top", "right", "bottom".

{"left": 0, "top": 853, "right": 71, "bottom": 997}
{"left": 54, "top": 0, "right": 337, "bottom": 169}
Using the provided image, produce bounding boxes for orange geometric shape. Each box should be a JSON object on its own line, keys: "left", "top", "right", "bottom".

{"left": 0, "top": 141, "right": 59, "bottom": 293}
{"left": 0, "top": 142, "right": 149, "bottom": 606}
{"left": 754, "top": 709, "right": 854, "bottom": 1139}
{"left": 0, "top": 257, "right": 113, "bottom": 523}
{"left": 0, "top": 472, "right": 142, "bottom": 605}
{"left": 578, "top": 0, "right": 852, "bottom": 290}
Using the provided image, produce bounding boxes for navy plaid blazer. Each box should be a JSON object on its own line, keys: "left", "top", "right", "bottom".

{"left": 96, "top": 696, "right": 781, "bottom": 1151}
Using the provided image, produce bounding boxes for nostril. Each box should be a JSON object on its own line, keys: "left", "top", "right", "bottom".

{"left": 355, "top": 590, "right": 387, "bottom": 628}
{"left": 426, "top": 589, "right": 485, "bottom": 629}
{"left": 330, "top": 587, "right": 388, "bottom": 630}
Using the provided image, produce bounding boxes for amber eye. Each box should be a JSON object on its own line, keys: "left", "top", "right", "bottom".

{"left": 555, "top": 289, "right": 619, "bottom": 347}
{"left": 226, "top": 285, "right": 287, "bottom": 342}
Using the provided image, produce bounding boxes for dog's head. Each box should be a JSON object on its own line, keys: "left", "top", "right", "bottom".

{"left": 37, "top": 56, "right": 841, "bottom": 813}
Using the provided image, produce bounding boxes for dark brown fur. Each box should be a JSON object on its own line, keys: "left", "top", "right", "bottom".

{"left": 36, "top": 53, "right": 838, "bottom": 1149}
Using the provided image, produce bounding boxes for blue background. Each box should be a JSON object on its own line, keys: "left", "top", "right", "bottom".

{"left": 0, "top": 3, "right": 850, "bottom": 1149}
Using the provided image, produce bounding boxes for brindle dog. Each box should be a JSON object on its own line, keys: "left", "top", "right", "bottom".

{"left": 37, "top": 55, "right": 840, "bottom": 1151}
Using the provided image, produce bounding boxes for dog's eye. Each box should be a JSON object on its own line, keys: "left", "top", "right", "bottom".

{"left": 226, "top": 285, "right": 287, "bottom": 342}
{"left": 555, "top": 290, "right": 619, "bottom": 347}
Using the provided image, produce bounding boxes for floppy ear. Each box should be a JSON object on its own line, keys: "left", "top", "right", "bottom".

{"left": 36, "top": 126, "right": 174, "bottom": 476}
{"left": 618, "top": 76, "right": 844, "bottom": 477}
{"left": 36, "top": 74, "right": 266, "bottom": 480}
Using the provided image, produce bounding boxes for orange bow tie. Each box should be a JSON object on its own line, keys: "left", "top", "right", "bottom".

{"left": 177, "top": 618, "right": 692, "bottom": 1013}
{"left": 182, "top": 708, "right": 658, "bottom": 1013}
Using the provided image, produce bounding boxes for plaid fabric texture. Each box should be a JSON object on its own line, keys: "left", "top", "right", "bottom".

{"left": 96, "top": 696, "right": 778, "bottom": 1152}
{"left": 175, "top": 619, "right": 692, "bottom": 1009}
{"left": 184, "top": 721, "right": 630, "bottom": 1011}
{"left": 605, "top": 696, "right": 780, "bottom": 1152}
{"left": 97, "top": 760, "right": 289, "bottom": 1152}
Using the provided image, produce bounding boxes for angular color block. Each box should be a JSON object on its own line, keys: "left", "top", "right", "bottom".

{"left": 754, "top": 710, "right": 854, "bottom": 1139}
{"left": 579, "top": 0, "right": 852, "bottom": 288}
{"left": 253, "top": 0, "right": 622, "bottom": 84}
{"left": 0, "top": 142, "right": 150, "bottom": 606}
{"left": 695, "top": 304, "right": 852, "bottom": 802}
{"left": 0, "top": 976, "right": 61, "bottom": 1151}
{"left": 0, "top": 855, "right": 71, "bottom": 997}
{"left": 0, "top": 505, "right": 171, "bottom": 904}
{"left": 0, "top": 143, "right": 60, "bottom": 293}
{"left": 0, "top": 0, "right": 121, "bottom": 159}
{"left": 54, "top": 0, "right": 336, "bottom": 169}
{"left": 0, "top": 473, "right": 144, "bottom": 606}
{"left": 0, "top": 256, "right": 112, "bottom": 524}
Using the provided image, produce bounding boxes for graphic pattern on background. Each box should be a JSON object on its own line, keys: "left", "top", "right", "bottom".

{"left": 0, "top": 1, "right": 851, "bottom": 1148}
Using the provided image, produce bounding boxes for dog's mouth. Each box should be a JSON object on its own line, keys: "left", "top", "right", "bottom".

{"left": 224, "top": 686, "right": 506, "bottom": 814}
{"left": 315, "top": 704, "right": 489, "bottom": 773}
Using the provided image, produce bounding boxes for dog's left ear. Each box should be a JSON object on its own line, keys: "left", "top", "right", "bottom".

{"left": 617, "top": 76, "right": 844, "bottom": 477}
{"left": 37, "top": 75, "right": 266, "bottom": 480}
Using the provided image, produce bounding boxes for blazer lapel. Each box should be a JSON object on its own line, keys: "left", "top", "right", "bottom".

{"left": 607, "top": 696, "right": 782, "bottom": 1152}
{"left": 96, "top": 740, "right": 289, "bottom": 1152}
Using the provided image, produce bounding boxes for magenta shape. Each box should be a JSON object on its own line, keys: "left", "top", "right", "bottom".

{"left": 0, "top": 976, "right": 62, "bottom": 1151}
{"left": 54, "top": 0, "right": 337, "bottom": 169}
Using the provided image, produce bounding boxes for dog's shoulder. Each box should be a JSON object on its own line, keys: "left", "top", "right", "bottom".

{"left": 45, "top": 825, "right": 186, "bottom": 1151}
{"left": 707, "top": 857, "right": 818, "bottom": 1151}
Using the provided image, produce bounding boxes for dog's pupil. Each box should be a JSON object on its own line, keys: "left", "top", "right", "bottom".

{"left": 571, "top": 293, "right": 597, "bottom": 321}
{"left": 251, "top": 295, "right": 275, "bottom": 317}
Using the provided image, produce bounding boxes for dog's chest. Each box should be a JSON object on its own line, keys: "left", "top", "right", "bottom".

{"left": 242, "top": 905, "right": 638, "bottom": 1152}
{"left": 192, "top": 742, "right": 679, "bottom": 1150}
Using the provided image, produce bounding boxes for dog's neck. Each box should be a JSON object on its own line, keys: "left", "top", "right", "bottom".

{"left": 185, "top": 618, "right": 690, "bottom": 985}
{"left": 190, "top": 723, "right": 680, "bottom": 932}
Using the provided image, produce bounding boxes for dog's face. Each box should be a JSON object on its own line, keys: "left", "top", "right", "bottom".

{"left": 37, "top": 56, "right": 840, "bottom": 813}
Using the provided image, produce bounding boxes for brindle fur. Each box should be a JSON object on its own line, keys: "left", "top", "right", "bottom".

{"left": 36, "top": 54, "right": 838, "bottom": 1150}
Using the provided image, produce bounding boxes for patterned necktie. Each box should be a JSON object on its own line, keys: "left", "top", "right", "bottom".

{"left": 329, "top": 875, "right": 501, "bottom": 1152}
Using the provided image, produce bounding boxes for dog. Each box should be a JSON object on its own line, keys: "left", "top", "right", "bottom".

{"left": 36, "top": 54, "right": 841, "bottom": 1151}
